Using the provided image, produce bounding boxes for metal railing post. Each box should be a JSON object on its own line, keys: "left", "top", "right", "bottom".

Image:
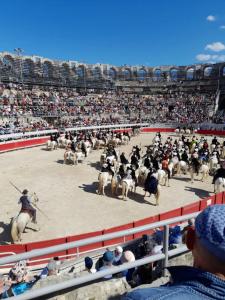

{"left": 162, "top": 224, "right": 169, "bottom": 276}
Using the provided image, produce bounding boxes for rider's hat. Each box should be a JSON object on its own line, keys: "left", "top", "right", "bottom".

{"left": 22, "top": 189, "right": 28, "bottom": 195}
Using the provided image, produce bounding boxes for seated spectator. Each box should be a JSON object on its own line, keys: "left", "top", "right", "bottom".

{"left": 124, "top": 204, "right": 225, "bottom": 300}
{"left": 84, "top": 257, "right": 96, "bottom": 274}
{"left": 169, "top": 225, "right": 182, "bottom": 246}
{"left": 1, "top": 261, "right": 39, "bottom": 297}
{"left": 40, "top": 257, "right": 61, "bottom": 278}
{"left": 99, "top": 250, "right": 115, "bottom": 279}
{"left": 113, "top": 246, "right": 123, "bottom": 265}
{"left": 120, "top": 251, "right": 136, "bottom": 285}
{"left": 135, "top": 235, "right": 153, "bottom": 259}
{"left": 7, "top": 260, "right": 29, "bottom": 285}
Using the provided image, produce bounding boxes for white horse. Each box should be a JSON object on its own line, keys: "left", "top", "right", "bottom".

{"left": 95, "top": 139, "right": 106, "bottom": 150}
{"left": 111, "top": 174, "right": 122, "bottom": 196}
{"left": 57, "top": 136, "right": 67, "bottom": 148}
{"left": 185, "top": 129, "right": 191, "bottom": 135}
{"left": 210, "top": 143, "right": 216, "bottom": 153}
{"left": 222, "top": 146, "right": 225, "bottom": 159}
{"left": 75, "top": 151, "right": 85, "bottom": 164}
{"left": 121, "top": 135, "right": 129, "bottom": 145}
{"left": 138, "top": 166, "right": 149, "bottom": 186}
{"left": 83, "top": 141, "right": 92, "bottom": 156}
{"left": 157, "top": 169, "right": 169, "bottom": 187}
{"left": 64, "top": 150, "right": 76, "bottom": 165}
{"left": 11, "top": 195, "right": 39, "bottom": 243}
{"left": 210, "top": 155, "right": 218, "bottom": 174}
{"left": 199, "top": 164, "right": 209, "bottom": 182}
{"left": 121, "top": 179, "right": 136, "bottom": 201}
{"left": 177, "top": 160, "right": 189, "bottom": 175}
{"left": 214, "top": 177, "right": 225, "bottom": 193}
{"left": 98, "top": 172, "right": 109, "bottom": 195}
{"left": 46, "top": 140, "right": 57, "bottom": 151}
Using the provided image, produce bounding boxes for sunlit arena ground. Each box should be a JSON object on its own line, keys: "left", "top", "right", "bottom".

{"left": 0, "top": 132, "right": 222, "bottom": 244}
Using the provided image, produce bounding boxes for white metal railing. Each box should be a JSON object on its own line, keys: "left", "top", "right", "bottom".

{"left": 0, "top": 129, "right": 58, "bottom": 142}
{"left": 0, "top": 212, "right": 199, "bottom": 299}
{"left": 0, "top": 123, "right": 147, "bottom": 142}
{"left": 1, "top": 122, "right": 224, "bottom": 143}
{"left": 64, "top": 123, "right": 149, "bottom": 132}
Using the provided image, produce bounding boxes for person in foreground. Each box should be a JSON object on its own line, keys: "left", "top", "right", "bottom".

{"left": 124, "top": 204, "right": 225, "bottom": 300}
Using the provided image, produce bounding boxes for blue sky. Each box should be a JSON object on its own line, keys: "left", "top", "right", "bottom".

{"left": 1, "top": 0, "right": 225, "bottom": 66}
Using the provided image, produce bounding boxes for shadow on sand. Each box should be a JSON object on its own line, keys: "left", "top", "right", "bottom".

{"left": 0, "top": 221, "right": 14, "bottom": 245}
{"left": 184, "top": 186, "right": 212, "bottom": 198}
{"left": 79, "top": 181, "right": 154, "bottom": 205}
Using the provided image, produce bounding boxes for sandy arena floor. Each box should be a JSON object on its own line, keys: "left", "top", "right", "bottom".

{"left": 0, "top": 133, "right": 220, "bottom": 244}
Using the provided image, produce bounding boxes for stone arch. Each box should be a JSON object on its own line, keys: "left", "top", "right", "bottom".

{"left": 22, "top": 59, "right": 34, "bottom": 76}
{"left": 186, "top": 67, "right": 195, "bottom": 80}
{"left": 42, "top": 61, "right": 54, "bottom": 78}
{"left": 203, "top": 66, "right": 213, "bottom": 78}
{"left": 153, "top": 68, "right": 161, "bottom": 81}
{"left": 76, "top": 65, "right": 86, "bottom": 78}
{"left": 137, "top": 68, "right": 147, "bottom": 81}
{"left": 108, "top": 67, "right": 117, "bottom": 79}
{"left": 122, "top": 68, "right": 132, "bottom": 80}
{"left": 170, "top": 68, "right": 179, "bottom": 80}
{"left": 61, "top": 63, "right": 70, "bottom": 79}
{"left": 2, "top": 55, "right": 14, "bottom": 69}
{"left": 92, "top": 67, "right": 102, "bottom": 79}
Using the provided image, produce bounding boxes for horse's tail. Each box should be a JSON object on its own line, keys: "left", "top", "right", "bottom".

{"left": 111, "top": 177, "right": 117, "bottom": 195}
{"left": 121, "top": 181, "right": 127, "bottom": 200}
{"left": 11, "top": 218, "right": 19, "bottom": 243}
{"left": 98, "top": 174, "right": 103, "bottom": 194}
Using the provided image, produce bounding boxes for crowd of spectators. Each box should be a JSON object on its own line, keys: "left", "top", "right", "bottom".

{"left": 0, "top": 222, "right": 184, "bottom": 298}
{"left": 0, "top": 82, "right": 223, "bottom": 134}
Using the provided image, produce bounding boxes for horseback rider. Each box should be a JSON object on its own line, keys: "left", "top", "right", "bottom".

{"left": 101, "top": 159, "right": 114, "bottom": 176}
{"left": 144, "top": 169, "right": 158, "bottom": 200}
{"left": 191, "top": 152, "right": 201, "bottom": 175}
{"left": 120, "top": 152, "right": 129, "bottom": 165}
{"left": 162, "top": 157, "right": 170, "bottom": 179}
{"left": 212, "top": 164, "right": 225, "bottom": 184}
{"left": 181, "top": 150, "right": 189, "bottom": 163}
{"left": 131, "top": 153, "right": 139, "bottom": 170}
{"left": 18, "top": 189, "right": 37, "bottom": 224}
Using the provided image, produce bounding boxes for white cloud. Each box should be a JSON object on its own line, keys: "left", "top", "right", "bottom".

{"left": 196, "top": 54, "right": 211, "bottom": 61}
{"left": 206, "top": 15, "right": 216, "bottom": 22}
{"left": 205, "top": 42, "right": 225, "bottom": 52}
{"left": 196, "top": 53, "right": 225, "bottom": 62}
{"left": 220, "top": 25, "right": 225, "bottom": 29}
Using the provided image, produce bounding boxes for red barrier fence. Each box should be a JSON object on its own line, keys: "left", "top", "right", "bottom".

{"left": 197, "top": 130, "right": 225, "bottom": 136}
{"left": 141, "top": 128, "right": 174, "bottom": 133}
{"left": 0, "top": 137, "right": 49, "bottom": 153}
{"left": 1, "top": 127, "right": 224, "bottom": 153}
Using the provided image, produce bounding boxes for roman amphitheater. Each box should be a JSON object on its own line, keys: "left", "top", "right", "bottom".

{"left": 0, "top": 51, "right": 225, "bottom": 299}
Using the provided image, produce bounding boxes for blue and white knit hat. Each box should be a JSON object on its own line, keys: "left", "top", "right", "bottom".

{"left": 195, "top": 204, "right": 225, "bottom": 262}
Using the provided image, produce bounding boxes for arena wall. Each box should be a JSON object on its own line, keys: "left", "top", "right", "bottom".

{"left": 0, "top": 127, "right": 225, "bottom": 153}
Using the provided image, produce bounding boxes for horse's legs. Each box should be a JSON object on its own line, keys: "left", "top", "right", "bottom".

{"left": 190, "top": 170, "right": 194, "bottom": 183}
{"left": 155, "top": 191, "right": 159, "bottom": 206}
